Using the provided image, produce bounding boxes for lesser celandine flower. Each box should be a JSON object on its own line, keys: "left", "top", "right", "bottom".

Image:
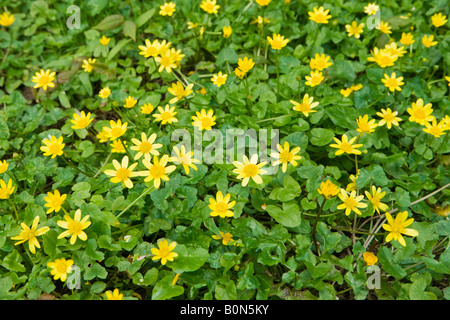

{"left": 233, "top": 154, "right": 267, "bottom": 187}
{"left": 305, "top": 70, "right": 324, "bottom": 87}
{"left": 44, "top": 189, "right": 67, "bottom": 214}
{"left": 110, "top": 139, "right": 127, "bottom": 154}
{"left": 222, "top": 26, "right": 232, "bottom": 38}
{"left": 140, "top": 103, "right": 155, "bottom": 114}
{"left": 375, "top": 21, "right": 392, "bottom": 34}
{"left": 356, "top": 115, "right": 378, "bottom": 135}
{"left": 250, "top": 16, "right": 271, "bottom": 26}
{"left": 270, "top": 141, "right": 302, "bottom": 173}
{"left": 267, "top": 33, "right": 289, "bottom": 50}
{"left": 123, "top": 96, "right": 137, "bottom": 108}
{"left": 237, "top": 57, "right": 255, "bottom": 73}
{"left": 432, "top": 204, "right": 449, "bottom": 218}
{"left": 141, "top": 155, "right": 176, "bottom": 189}
{"left": 345, "top": 21, "right": 364, "bottom": 39}
{"left": 211, "top": 71, "right": 228, "bottom": 87}
{"left": 81, "top": 58, "right": 96, "bottom": 72}
{"left": 367, "top": 47, "right": 398, "bottom": 68}
{"left": 337, "top": 189, "right": 367, "bottom": 216}
{"left": 154, "top": 50, "right": 177, "bottom": 73}
{"left": 376, "top": 108, "right": 402, "bottom": 129}
{"left": 151, "top": 239, "right": 178, "bottom": 265}
{"left": 153, "top": 105, "right": 178, "bottom": 125}
{"left": 400, "top": 32, "right": 415, "bottom": 46}
{"left": 234, "top": 67, "right": 246, "bottom": 79}
{"left": 212, "top": 231, "right": 235, "bottom": 245}
{"left": 308, "top": 6, "right": 332, "bottom": 24}
{"left": 364, "top": 3, "right": 379, "bottom": 15}
{"left": 431, "top": 12, "right": 447, "bottom": 28}
{"left": 317, "top": 180, "right": 340, "bottom": 199}
{"left": 57, "top": 209, "right": 91, "bottom": 245}
{"left": 346, "top": 171, "right": 359, "bottom": 192}
{"left": 191, "top": 109, "right": 216, "bottom": 131}
{"left": 407, "top": 98, "right": 434, "bottom": 125}
{"left": 422, "top": 34, "right": 438, "bottom": 47}
{"left": 256, "top": 0, "right": 271, "bottom": 6}
{"left": 0, "top": 12, "right": 14, "bottom": 27}
{"left": 103, "top": 119, "right": 128, "bottom": 140}
{"left": 168, "top": 81, "right": 194, "bottom": 104}
{"left": 340, "top": 88, "right": 353, "bottom": 97}
{"left": 169, "top": 145, "right": 200, "bottom": 175}
{"left": 329, "top": 134, "right": 363, "bottom": 156}
{"left": 70, "top": 111, "right": 94, "bottom": 130}
{"left": 130, "top": 132, "right": 162, "bottom": 161}
{"left": 209, "top": 191, "right": 236, "bottom": 218}
{"left": 97, "top": 128, "right": 110, "bottom": 143}
{"left": 187, "top": 21, "right": 198, "bottom": 29}
{"left": 41, "top": 136, "right": 65, "bottom": 159}
{"left": 32, "top": 69, "right": 56, "bottom": 91}
{"left": 139, "top": 39, "right": 161, "bottom": 58}
{"left": 104, "top": 156, "right": 140, "bottom": 189}
{"left": 0, "top": 179, "right": 15, "bottom": 199}
{"left": 98, "top": 87, "right": 111, "bottom": 99}
{"left": 384, "top": 42, "right": 406, "bottom": 58}
{"left": 99, "top": 35, "right": 110, "bottom": 46}
{"left": 363, "top": 252, "right": 378, "bottom": 266}
{"left": 11, "top": 216, "right": 49, "bottom": 254}
{"left": 382, "top": 211, "right": 418, "bottom": 247}
{"left": 159, "top": 2, "right": 176, "bottom": 16}
{"left": 423, "top": 118, "right": 447, "bottom": 138}
{"left": 309, "top": 53, "right": 332, "bottom": 71}
{"left": 365, "top": 186, "right": 389, "bottom": 214}
{"left": 47, "top": 258, "right": 74, "bottom": 282}
{"left": 200, "top": 0, "right": 220, "bottom": 14}
{"left": 105, "top": 289, "right": 123, "bottom": 300}
{"left": 0, "top": 160, "right": 8, "bottom": 174}
{"left": 382, "top": 72, "right": 404, "bottom": 92}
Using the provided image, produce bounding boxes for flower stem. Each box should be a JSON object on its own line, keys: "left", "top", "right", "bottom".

{"left": 9, "top": 198, "right": 19, "bottom": 220}
{"left": 116, "top": 185, "right": 156, "bottom": 219}
{"left": 311, "top": 197, "right": 326, "bottom": 255}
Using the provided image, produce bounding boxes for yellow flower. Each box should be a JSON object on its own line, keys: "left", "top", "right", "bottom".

{"left": 140, "top": 103, "right": 155, "bottom": 114}
{"left": 32, "top": 69, "right": 56, "bottom": 91}
{"left": 153, "top": 105, "right": 178, "bottom": 125}
{"left": 382, "top": 211, "right": 418, "bottom": 247}
{"left": 340, "top": 88, "right": 354, "bottom": 97}
{"left": 81, "top": 58, "right": 96, "bottom": 73}
{"left": 310, "top": 53, "right": 332, "bottom": 71}
{"left": 376, "top": 108, "right": 402, "bottom": 129}
{"left": 141, "top": 155, "right": 176, "bottom": 189}
{"left": 154, "top": 50, "right": 177, "bottom": 73}
{"left": 169, "top": 47, "right": 185, "bottom": 65}
{"left": 267, "top": 33, "right": 289, "bottom": 50}
{"left": 233, "top": 154, "right": 267, "bottom": 187}
{"left": 400, "top": 32, "right": 415, "bottom": 46}
{"left": 234, "top": 67, "right": 246, "bottom": 79}
{"left": 105, "top": 289, "right": 123, "bottom": 300}
{"left": 96, "top": 128, "right": 110, "bottom": 143}
{"left": 423, "top": 118, "right": 447, "bottom": 138}
{"left": 99, "top": 35, "right": 111, "bottom": 46}
{"left": 345, "top": 21, "right": 364, "bottom": 39}
{"left": 151, "top": 239, "right": 178, "bottom": 265}
{"left": 47, "top": 258, "right": 74, "bottom": 282}
{"left": 191, "top": 109, "right": 216, "bottom": 131}
{"left": 103, "top": 119, "right": 128, "bottom": 141}
{"left": 187, "top": 22, "right": 198, "bottom": 29}
{"left": 123, "top": 96, "right": 137, "bottom": 108}
{"left": 98, "top": 87, "right": 111, "bottom": 99}
{"left": 44, "top": 189, "right": 67, "bottom": 214}
{"left": 364, "top": 3, "right": 379, "bottom": 16}
{"left": 256, "top": 0, "right": 271, "bottom": 5}
{"left": 270, "top": 141, "right": 302, "bottom": 173}
{"left": 305, "top": 70, "right": 324, "bottom": 87}
{"left": 356, "top": 114, "right": 378, "bottom": 134}
{"left": 138, "top": 39, "right": 162, "bottom": 58}
{"left": 157, "top": 40, "right": 172, "bottom": 55}
{"left": 375, "top": 21, "right": 392, "bottom": 34}
{"left": 209, "top": 191, "right": 236, "bottom": 218}
{"left": 70, "top": 111, "right": 94, "bottom": 129}
{"left": 445, "top": 76, "right": 450, "bottom": 86}
{"left": 350, "top": 84, "right": 363, "bottom": 91}
{"left": 337, "top": 189, "right": 367, "bottom": 216}
{"left": 57, "top": 209, "right": 91, "bottom": 245}
{"left": 384, "top": 42, "right": 407, "bottom": 58}
{"left": 329, "top": 134, "right": 363, "bottom": 156}
{"left": 363, "top": 252, "right": 378, "bottom": 266}
{"left": 407, "top": 98, "right": 434, "bottom": 125}
{"left": 104, "top": 156, "right": 140, "bottom": 189}
{"left": 431, "top": 12, "right": 447, "bottom": 28}
{"left": 0, "top": 12, "right": 15, "bottom": 27}
{"left": 317, "top": 180, "right": 340, "bottom": 199}
{"left": 432, "top": 204, "right": 450, "bottom": 218}
{"left": 365, "top": 186, "right": 389, "bottom": 214}
{"left": 381, "top": 72, "right": 404, "bottom": 92}
{"left": 168, "top": 81, "right": 194, "bottom": 104}
{"left": 367, "top": 47, "right": 398, "bottom": 68}
{"left": 130, "top": 132, "right": 162, "bottom": 161}
{"left": 346, "top": 172, "right": 359, "bottom": 192}
{"left": 0, "top": 159, "right": 9, "bottom": 174}
{"left": 237, "top": 57, "right": 255, "bottom": 73}
{"left": 250, "top": 16, "right": 271, "bottom": 26}
{"left": 223, "top": 26, "right": 232, "bottom": 38}
{"left": 212, "top": 231, "right": 235, "bottom": 245}
{"left": 169, "top": 145, "right": 200, "bottom": 175}
{"left": 0, "top": 179, "right": 15, "bottom": 199}
{"left": 200, "top": 0, "right": 220, "bottom": 14}
{"left": 308, "top": 6, "right": 332, "bottom": 24}
{"left": 40, "top": 136, "right": 65, "bottom": 159}
{"left": 110, "top": 139, "right": 127, "bottom": 154}
{"left": 211, "top": 71, "right": 228, "bottom": 87}
{"left": 159, "top": 2, "right": 176, "bottom": 16}
{"left": 422, "top": 34, "right": 438, "bottom": 48}
{"left": 11, "top": 216, "right": 49, "bottom": 254}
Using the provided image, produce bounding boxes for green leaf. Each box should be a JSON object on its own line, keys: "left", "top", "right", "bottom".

{"left": 266, "top": 201, "right": 301, "bottom": 228}
{"left": 378, "top": 246, "right": 407, "bottom": 280}
{"left": 166, "top": 244, "right": 209, "bottom": 273}
{"left": 215, "top": 280, "right": 237, "bottom": 300}
{"left": 152, "top": 275, "right": 184, "bottom": 300}
{"left": 135, "top": 9, "right": 156, "bottom": 28}
{"left": 310, "top": 128, "right": 335, "bottom": 146}
{"left": 93, "top": 14, "right": 124, "bottom": 31}
{"left": 123, "top": 20, "right": 136, "bottom": 41}
{"left": 269, "top": 175, "right": 301, "bottom": 202}
{"left": 84, "top": 263, "right": 108, "bottom": 280}
{"left": 216, "top": 47, "right": 238, "bottom": 65}
{"left": 1, "top": 250, "right": 26, "bottom": 272}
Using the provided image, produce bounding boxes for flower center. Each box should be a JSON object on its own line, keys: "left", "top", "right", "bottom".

{"left": 160, "top": 112, "right": 173, "bottom": 121}
{"left": 69, "top": 221, "right": 83, "bottom": 236}
{"left": 214, "top": 202, "right": 228, "bottom": 214}
{"left": 139, "top": 142, "right": 153, "bottom": 153}
{"left": 243, "top": 164, "right": 258, "bottom": 177}
{"left": 279, "top": 150, "right": 293, "bottom": 163}
{"left": 56, "top": 260, "right": 70, "bottom": 274}
{"left": 340, "top": 142, "right": 353, "bottom": 153}
{"left": 150, "top": 164, "right": 165, "bottom": 179}
{"left": 111, "top": 127, "right": 124, "bottom": 138}
{"left": 116, "top": 168, "right": 130, "bottom": 181}
{"left": 49, "top": 143, "right": 62, "bottom": 155}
